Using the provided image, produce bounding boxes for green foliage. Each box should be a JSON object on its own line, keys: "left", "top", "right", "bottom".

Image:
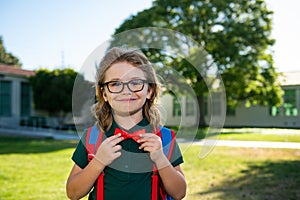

{"left": 0, "top": 36, "right": 22, "bottom": 66}
{"left": 29, "top": 68, "right": 78, "bottom": 116}
{"left": 112, "top": 0, "right": 284, "bottom": 122}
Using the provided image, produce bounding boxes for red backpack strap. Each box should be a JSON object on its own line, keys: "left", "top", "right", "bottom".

{"left": 86, "top": 127, "right": 95, "bottom": 161}
{"left": 152, "top": 127, "right": 176, "bottom": 200}
{"left": 158, "top": 127, "right": 175, "bottom": 160}
{"left": 85, "top": 125, "right": 104, "bottom": 200}
{"left": 86, "top": 125, "right": 104, "bottom": 161}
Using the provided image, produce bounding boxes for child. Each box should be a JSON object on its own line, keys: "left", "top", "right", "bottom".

{"left": 66, "top": 47, "right": 186, "bottom": 200}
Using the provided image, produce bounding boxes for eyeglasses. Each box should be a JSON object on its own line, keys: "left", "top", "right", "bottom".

{"left": 100, "top": 79, "right": 148, "bottom": 93}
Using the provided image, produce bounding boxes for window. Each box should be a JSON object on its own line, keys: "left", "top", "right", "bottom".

{"left": 212, "top": 93, "right": 222, "bottom": 116}
{"left": 21, "top": 82, "right": 31, "bottom": 116}
{"left": 186, "top": 96, "right": 195, "bottom": 116}
{"left": 203, "top": 93, "right": 225, "bottom": 116}
{"left": 270, "top": 89, "right": 298, "bottom": 117}
{"left": 226, "top": 105, "right": 236, "bottom": 116}
{"left": 172, "top": 96, "right": 181, "bottom": 117}
{"left": 269, "top": 106, "right": 280, "bottom": 116}
{"left": 0, "top": 81, "right": 12, "bottom": 116}
{"left": 283, "top": 89, "right": 298, "bottom": 116}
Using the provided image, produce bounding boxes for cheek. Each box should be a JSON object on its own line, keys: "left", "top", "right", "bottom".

{"left": 138, "top": 89, "right": 150, "bottom": 99}
{"left": 106, "top": 94, "right": 115, "bottom": 103}
{"left": 102, "top": 88, "right": 112, "bottom": 102}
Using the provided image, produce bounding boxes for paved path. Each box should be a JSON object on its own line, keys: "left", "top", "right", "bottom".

{"left": 0, "top": 126, "right": 79, "bottom": 140}
{"left": 1, "top": 127, "right": 300, "bottom": 149}
{"left": 178, "top": 139, "right": 300, "bottom": 149}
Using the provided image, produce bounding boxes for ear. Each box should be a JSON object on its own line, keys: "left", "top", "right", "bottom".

{"left": 97, "top": 86, "right": 108, "bottom": 102}
{"left": 146, "top": 86, "right": 153, "bottom": 100}
{"left": 102, "top": 90, "right": 108, "bottom": 102}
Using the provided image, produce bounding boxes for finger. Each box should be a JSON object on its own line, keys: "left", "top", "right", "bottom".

{"left": 139, "top": 141, "right": 156, "bottom": 150}
{"left": 106, "top": 133, "right": 122, "bottom": 142}
{"left": 106, "top": 135, "right": 124, "bottom": 146}
{"left": 139, "top": 133, "right": 156, "bottom": 138}
{"left": 138, "top": 141, "right": 148, "bottom": 149}
{"left": 138, "top": 143, "right": 146, "bottom": 150}
{"left": 113, "top": 145, "right": 122, "bottom": 152}
{"left": 111, "top": 136, "right": 124, "bottom": 146}
{"left": 141, "top": 146, "right": 158, "bottom": 153}
{"left": 113, "top": 151, "right": 122, "bottom": 159}
{"left": 139, "top": 136, "right": 160, "bottom": 144}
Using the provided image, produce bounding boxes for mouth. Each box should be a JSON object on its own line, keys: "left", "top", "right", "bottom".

{"left": 117, "top": 98, "right": 137, "bottom": 102}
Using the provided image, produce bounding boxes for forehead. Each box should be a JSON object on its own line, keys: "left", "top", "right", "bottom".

{"left": 104, "top": 62, "right": 146, "bottom": 81}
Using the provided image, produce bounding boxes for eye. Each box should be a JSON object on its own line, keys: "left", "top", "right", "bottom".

{"left": 130, "top": 79, "right": 144, "bottom": 86}
{"left": 109, "top": 81, "right": 122, "bottom": 87}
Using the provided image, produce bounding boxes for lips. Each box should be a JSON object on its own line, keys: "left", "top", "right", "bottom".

{"left": 117, "top": 98, "right": 137, "bottom": 101}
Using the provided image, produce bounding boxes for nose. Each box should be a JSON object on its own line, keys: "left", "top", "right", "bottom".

{"left": 121, "top": 83, "right": 132, "bottom": 94}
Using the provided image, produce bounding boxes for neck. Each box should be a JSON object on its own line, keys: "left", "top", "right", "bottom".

{"left": 113, "top": 110, "right": 144, "bottom": 130}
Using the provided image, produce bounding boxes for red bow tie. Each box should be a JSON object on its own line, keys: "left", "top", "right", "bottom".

{"left": 114, "top": 128, "right": 146, "bottom": 142}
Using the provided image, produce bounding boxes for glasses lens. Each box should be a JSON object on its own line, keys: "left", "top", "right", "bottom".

{"left": 128, "top": 79, "right": 144, "bottom": 92}
{"left": 107, "top": 81, "right": 123, "bottom": 93}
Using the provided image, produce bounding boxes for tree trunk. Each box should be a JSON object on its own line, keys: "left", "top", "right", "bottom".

{"left": 197, "top": 93, "right": 207, "bottom": 127}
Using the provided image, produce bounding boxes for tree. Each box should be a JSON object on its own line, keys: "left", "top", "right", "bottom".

{"left": 111, "top": 0, "right": 283, "bottom": 126}
{"left": 29, "top": 68, "right": 78, "bottom": 118}
{"left": 0, "top": 36, "right": 22, "bottom": 66}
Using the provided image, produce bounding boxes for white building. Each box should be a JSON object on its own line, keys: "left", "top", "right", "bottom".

{"left": 160, "top": 71, "right": 300, "bottom": 128}
{"left": 0, "top": 64, "right": 34, "bottom": 127}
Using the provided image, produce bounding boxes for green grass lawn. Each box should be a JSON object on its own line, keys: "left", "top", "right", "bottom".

{"left": 0, "top": 137, "right": 77, "bottom": 199}
{"left": 0, "top": 135, "right": 299, "bottom": 199}
{"left": 182, "top": 145, "right": 300, "bottom": 199}
{"left": 180, "top": 127, "right": 300, "bottom": 142}
{"left": 218, "top": 132, "right": 300, "bottom": 142}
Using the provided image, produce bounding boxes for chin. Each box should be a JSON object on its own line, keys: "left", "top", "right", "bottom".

{"left": 115, "top": 107, "right": 143, "bottom": 116}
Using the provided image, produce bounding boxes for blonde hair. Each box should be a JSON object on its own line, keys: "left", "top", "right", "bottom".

{"left": 94, "top": 47, "right": 161, "bottom": 132}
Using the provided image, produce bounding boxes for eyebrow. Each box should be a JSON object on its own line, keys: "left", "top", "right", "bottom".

{"left": 106, "top": 77, "right": 145, "bottom": 82}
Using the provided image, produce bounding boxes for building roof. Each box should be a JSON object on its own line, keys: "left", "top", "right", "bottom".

{"left": 0, "top": 64, "right": 35, "bottom": 77}
{"left": 279, "top": 71, "right": 300, "bottom": 86}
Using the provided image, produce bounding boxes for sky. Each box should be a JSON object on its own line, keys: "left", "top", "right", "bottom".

{"left": 0, "top": 0, "right": 299, "bottom": 73}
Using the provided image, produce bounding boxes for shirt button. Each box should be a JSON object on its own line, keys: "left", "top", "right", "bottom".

{"left": 124, "top": 165, "right": 129, "bottom": 169}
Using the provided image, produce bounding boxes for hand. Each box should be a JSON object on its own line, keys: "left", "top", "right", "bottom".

{"left": 94, "top": 134, "right": 124, "bottom": 166}
{"left": 138, "top": 133, "right": 165, "bottom": 163}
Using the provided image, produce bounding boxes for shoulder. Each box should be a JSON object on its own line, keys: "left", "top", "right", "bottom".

{"left": 72, "top": 128, "right": 90, "bottom": 168}
{"left": 157, "top": 126, "right": 176, "bottom": 141}
{"left": 159, "top": 127, "right": 184, "bottom": 166}
{"left": 157, "top": 126, "right": 174, "bottom": 134}
{"left": 85, "top": 125, "right": 103, "bottom": 143}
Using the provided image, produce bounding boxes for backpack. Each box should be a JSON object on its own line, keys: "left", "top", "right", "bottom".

{"left": 85, "top": 125, "right": 175, "bottom": 200}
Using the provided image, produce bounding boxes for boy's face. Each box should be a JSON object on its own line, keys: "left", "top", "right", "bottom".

{"left": 102, "top": 61, "right": 152, "bottom": 117}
